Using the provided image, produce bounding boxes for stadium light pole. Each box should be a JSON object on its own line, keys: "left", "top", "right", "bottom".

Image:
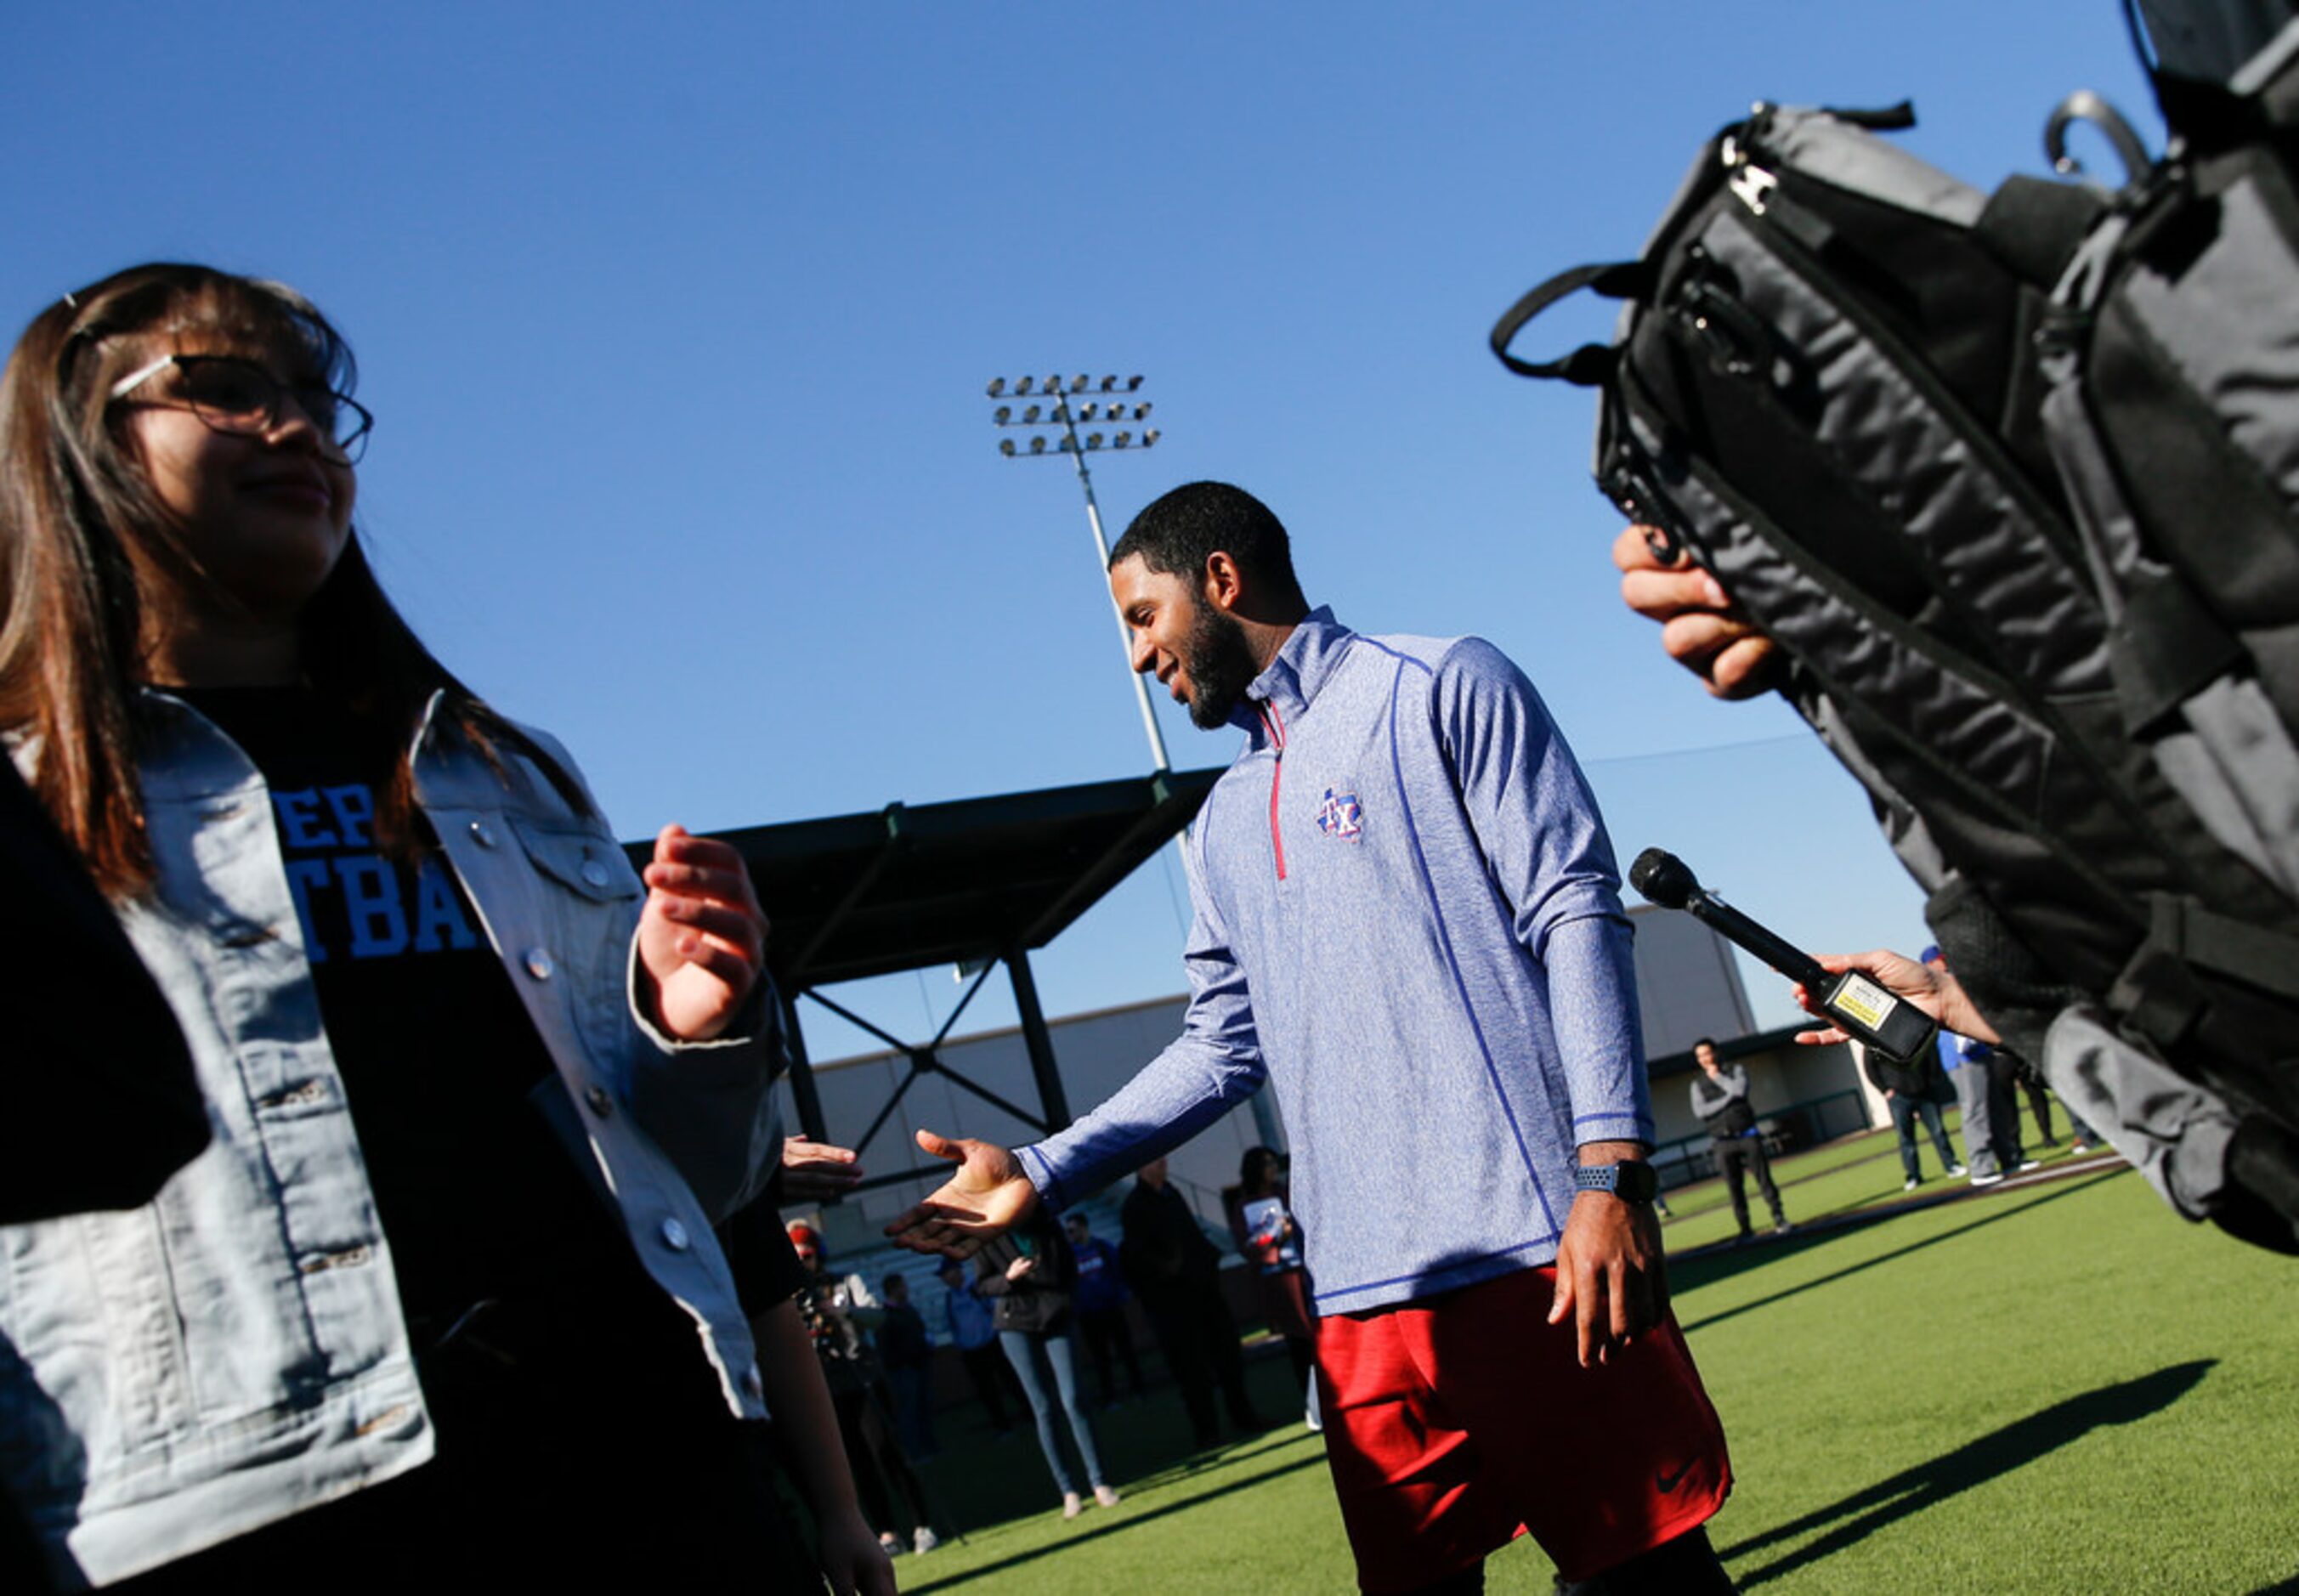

{"left": 988, "top": 373, "right": 1169, "bottom": 772}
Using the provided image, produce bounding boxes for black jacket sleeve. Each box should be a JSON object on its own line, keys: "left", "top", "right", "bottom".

{"left": 0, "top": 760, "right": 206, "bottom": 1223}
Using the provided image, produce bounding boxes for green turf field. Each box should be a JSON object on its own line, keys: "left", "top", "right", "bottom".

{"left": 890, "top": 1140, "right": 2299, "bottom": 1593}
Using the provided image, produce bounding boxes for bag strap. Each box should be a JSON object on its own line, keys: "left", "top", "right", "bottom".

{"left": 2112, "top": 891, "right": 2299, "bottom": 1047}
{"left": 1488, "top": 260, "right": 1649, "bottom": 383}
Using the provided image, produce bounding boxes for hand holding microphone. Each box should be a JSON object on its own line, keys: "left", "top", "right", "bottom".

{"left": 1628, "top": 848, "right": 1938, "bottom": 1064}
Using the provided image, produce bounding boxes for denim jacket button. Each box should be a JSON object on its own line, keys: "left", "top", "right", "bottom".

{"left": 524, "top": 948, "right": 555, "bottom": 981}
{"left": 585, "top": 1085, "right": 613, "bottom": 1118}
{"left": 470, "top": 820, "right": 498, "bottom": 848}
{"left": 580, "top": 859, "right": 611, "bottom": 888}
{"left": 660, "top": 1219, "right": 690, "bottom": 1251}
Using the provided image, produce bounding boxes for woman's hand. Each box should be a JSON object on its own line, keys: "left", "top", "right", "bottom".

{"left": 817, "top": 1507, "right": 898, "bottom": 1596}
{"left": 1792, "top": 949, "right": 2001, "bottom": 1046}
{"left": 1005, "top": 1254, "right": 1038, "bottom": 1282}
{"left": 637, "top": 824, "right": 769, "bottom": 1041}
{"left": 780, "top": 1136, "right": 864, "bottom": 1202}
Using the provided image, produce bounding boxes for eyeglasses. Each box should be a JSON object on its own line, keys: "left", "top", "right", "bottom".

{"left": 109, "top": 354, "right": 373, "bottom": 463}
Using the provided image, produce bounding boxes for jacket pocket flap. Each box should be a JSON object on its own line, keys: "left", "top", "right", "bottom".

{"left": 510, "top": 815, "right": 642, "bottom": 903}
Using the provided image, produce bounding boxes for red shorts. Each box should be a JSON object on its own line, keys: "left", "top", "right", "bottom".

{"left": 1316, "top": 1265, "right": 1730, "bottom": 1592}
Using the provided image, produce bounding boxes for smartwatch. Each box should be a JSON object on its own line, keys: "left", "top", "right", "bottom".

{"left": 1574, "top": 1160, "right": 1659, "bottom": 1205}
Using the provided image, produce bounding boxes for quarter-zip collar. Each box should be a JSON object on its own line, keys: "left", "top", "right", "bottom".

{"left": 1231, "top": 606, "right": 1354, "bottom": 748}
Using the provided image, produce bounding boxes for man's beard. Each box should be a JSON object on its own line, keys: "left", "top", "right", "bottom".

{"left": 1181, "top": 597, "right": 1262, "bottom": 729}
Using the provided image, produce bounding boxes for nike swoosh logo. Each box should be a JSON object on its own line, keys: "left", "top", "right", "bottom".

{"left": 1656, "top": 1463, "right": 1690, "bottom": 1493}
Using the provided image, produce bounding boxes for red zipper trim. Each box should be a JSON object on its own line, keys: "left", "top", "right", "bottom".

{"left": 1260, "top": 700, "right": 1288, "bottom": 881}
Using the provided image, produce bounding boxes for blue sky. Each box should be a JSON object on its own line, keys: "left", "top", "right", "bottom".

{"left": 6, "top": 3, "right": 2155, "bottom": 1061}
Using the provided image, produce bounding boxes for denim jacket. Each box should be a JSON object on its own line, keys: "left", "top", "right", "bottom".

{"left": 1, "top": 691, "right": 780, "bottom": 1588}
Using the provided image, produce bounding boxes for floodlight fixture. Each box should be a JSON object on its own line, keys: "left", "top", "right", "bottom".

{"left": 986, "top": 366, "right": 1171, "bottom": 769}
{"left": 1143, "top": 428, "right": 1160, "bottom": 445}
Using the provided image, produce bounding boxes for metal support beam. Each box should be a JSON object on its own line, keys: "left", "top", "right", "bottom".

{"left": 851, "top": 1050, "right": 934, "bottom": 1158}
{"left": 780, "top": 987, "right": 827, "bottom": 1143}
{"left": 1006, "top": 944, "right": 1071, "bottom": 1131}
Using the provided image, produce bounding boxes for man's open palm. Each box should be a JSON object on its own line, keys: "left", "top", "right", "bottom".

{"left": 883, "top": 1129, "right": 1039, "bottom": 1257}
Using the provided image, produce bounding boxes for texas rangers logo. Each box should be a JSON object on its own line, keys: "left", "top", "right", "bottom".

{"left": 1316, "top": 788, "right": 1365, "bottom": 842}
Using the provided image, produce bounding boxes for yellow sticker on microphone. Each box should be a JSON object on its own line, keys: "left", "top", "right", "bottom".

{"left": 1832, "top": 973, "right": 1898, "bottom": 1031}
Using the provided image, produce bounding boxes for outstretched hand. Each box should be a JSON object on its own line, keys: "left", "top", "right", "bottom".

{"left": 882, "top": 1129, "right": 1039, "bottom": 1258}
{"left": 1547, "top": 1145, "right": 1669, "bottom": 1368}
{"left": 1612, "top": 525, "right": 1785, "bottom": 699}
{"left": 637, "top": 824, "right": 769, "bottom": 1041}
{"left": 780, "top": 1137, "right": 864, "bottom": 1203}
{"left": 1792, "top": 949, "right": 2000, "bottom": 1047}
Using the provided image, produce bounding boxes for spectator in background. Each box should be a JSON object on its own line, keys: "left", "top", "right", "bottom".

{"left": 1690, "top": 1039, "right": 1791, "bottom": 1242}
{"left": 1919, "top": 946, "right": 2039, "bottom": 1188}
{"left": 1066, "top": 1212, "right": 1147, "bottom": 1409}
{"left": 1859, "top": 1039, "right": 1965, "bottom": 1191}
{"left": 876, "top": 1274, "right": 937, "bottom": 1463}
{"left": 936, "top": 1257, "right": 1019, "bottom": 1435}
{"left": 1225, "top": 1146, "right": 1317, "bottom": 1426}
{"left": 1120, "top": 1157, "right": 1269, "bottom": 1448}
{"left": 2007, "top": 1054, "right": 2104, "bottom": 1155}
{"left": 790, "top": 1224, "right": 940, "bottom": 1558}
{"left": 977, "top": 1218, "right": 1121, "bottom": 1520}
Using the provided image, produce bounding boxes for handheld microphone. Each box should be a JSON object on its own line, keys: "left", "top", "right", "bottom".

{"left": 1628, "top": 847, "right": 1937, "bottom": 1064}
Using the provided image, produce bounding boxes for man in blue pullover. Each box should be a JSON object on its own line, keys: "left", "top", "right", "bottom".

{"left": 890, "top": 483, "right": 1734, "bottom": 1594}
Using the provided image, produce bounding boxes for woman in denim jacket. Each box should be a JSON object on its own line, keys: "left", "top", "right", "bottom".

{"left": 0, "top": 264, "right": 892, "bottom": 1593}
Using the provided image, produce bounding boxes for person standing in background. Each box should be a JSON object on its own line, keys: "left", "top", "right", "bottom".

{"left": 876, "top": 1273, "right": 938, "bottom": 1463}
{"left": 1121, "top": 1157, "right": 1268, "bottom": 1449}
{"left": 936, "top": 1257, "right": 1019, "bottom": 1435}
{"left": 1690, "top": 1039, "right": 1791, "bottom": 1241}
{"left": 1067, "top": 1212, "right": 1147, "bottom": 1409}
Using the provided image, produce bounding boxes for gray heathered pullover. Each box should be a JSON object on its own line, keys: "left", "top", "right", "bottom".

{"left": 1018, "top": 610, "right": 1651, "bottom": 1316}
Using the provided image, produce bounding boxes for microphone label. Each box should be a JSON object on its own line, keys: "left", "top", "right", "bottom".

{"left": 1831, "top": 973, "right": 1899, "bottom": 1032}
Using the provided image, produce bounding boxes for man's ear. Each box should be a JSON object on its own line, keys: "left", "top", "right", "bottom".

{"left": 1201, "top": 550, "right": 1245, "bottom": 614}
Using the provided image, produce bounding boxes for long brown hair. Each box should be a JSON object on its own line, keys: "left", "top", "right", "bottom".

{"left": 0, "top": 263, "right": 580, "bottom": 896}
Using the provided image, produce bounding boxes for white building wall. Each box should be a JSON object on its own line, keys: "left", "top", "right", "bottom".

{"left": 1628, "top": 904, "right": 1757, "bottom": 1060}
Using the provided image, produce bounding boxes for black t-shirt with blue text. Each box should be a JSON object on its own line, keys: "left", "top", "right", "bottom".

{"left": 178, "top": 688, "right": 665, "bottom": 1344}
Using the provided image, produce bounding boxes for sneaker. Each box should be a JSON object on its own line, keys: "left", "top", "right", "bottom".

{"left": 2017, "top": 1159, "right": 2041, "bottom": 1173}
{"left": 2070, "top": 1140, "right": 2096, "bottom": 1156}
{"left": 1094, "top": 1484, "right": 1122, "bottom": 1508}
{"left": 1971, "top": 1170, "right": 2006, "bottom": 1187}
{"left": 1949, "top": 1163, "right": 1968, "bottom": 1176}
{"left": 879, "top": 1531, "right": 903, "bottom": 1558}
{"left": 1062, "top": 1491, "right": 1083, "bottom": 1520}
{"left": 1772, "top": 1220, "right": 1794, "bottom": 1235}
{"left": 913, "top": 1527, "right": 940, "bottom": 1554}
{"left": 1903, "top": 1177, "right": 1919, "bottom": 1191}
